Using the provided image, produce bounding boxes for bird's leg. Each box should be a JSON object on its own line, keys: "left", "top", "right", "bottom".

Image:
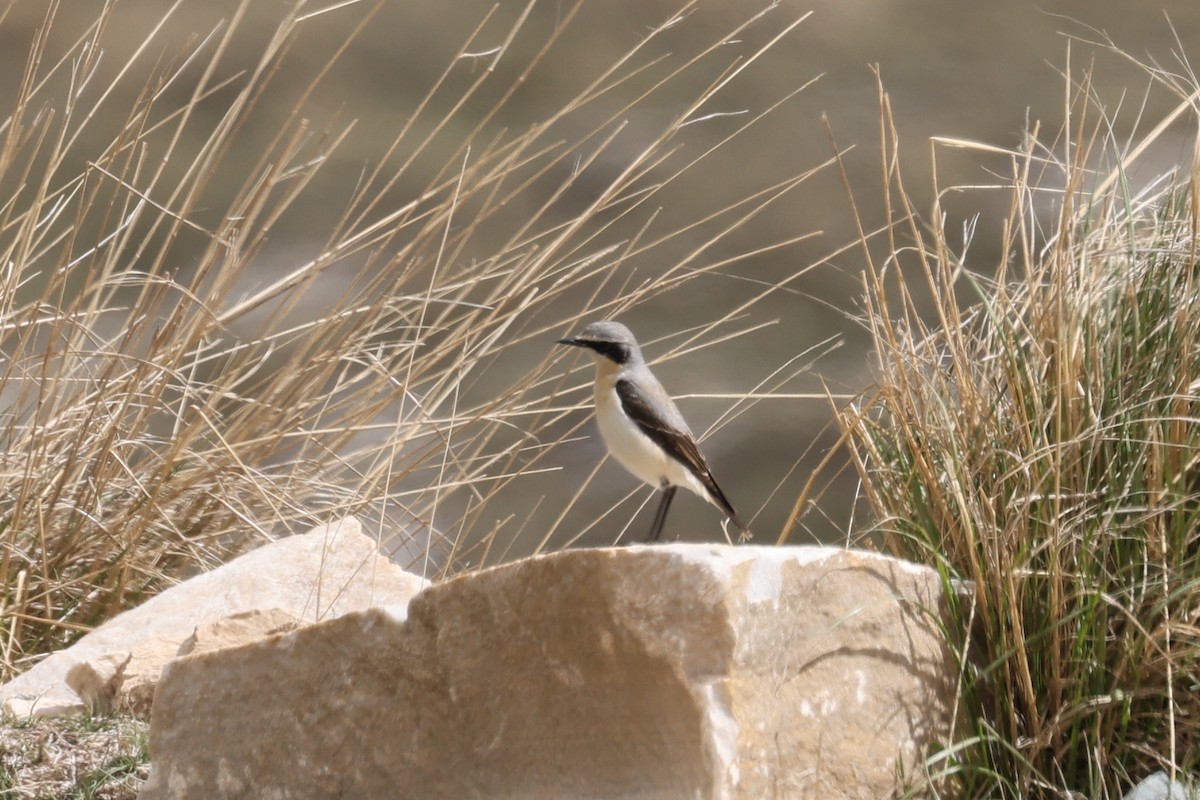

{"left": 647, "top": 485, "right": 677, "bottom": 542}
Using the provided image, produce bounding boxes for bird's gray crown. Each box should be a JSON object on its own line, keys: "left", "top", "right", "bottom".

{"left": 558, "top": 320, "right": 644, "bottom": 365}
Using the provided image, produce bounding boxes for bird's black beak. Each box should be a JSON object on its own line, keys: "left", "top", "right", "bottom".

{"left": 556, "top": 336, "right": 582, "bottom": 347}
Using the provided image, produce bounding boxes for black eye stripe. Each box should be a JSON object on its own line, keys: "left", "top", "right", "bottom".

{"left": 587, "top": 340, "right": 629, "bottom": 364}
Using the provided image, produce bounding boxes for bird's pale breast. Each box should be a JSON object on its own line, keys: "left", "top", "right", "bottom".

{"left": 594, "top": 373, "right": 708, "bottom": 497}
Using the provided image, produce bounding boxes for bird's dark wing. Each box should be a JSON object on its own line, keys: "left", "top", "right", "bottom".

{"left": 615, "top": 377, "right": 744, "bottom": 529}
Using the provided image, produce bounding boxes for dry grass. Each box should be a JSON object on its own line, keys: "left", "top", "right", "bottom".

{"left": 839, "top": 53, "right": 1200, "bottom": 797}
{"left": 0, "top": 0, "right": 825, "bottom": 684}
{"left": 0, "top": 713, "right": 147, "bottom": 799}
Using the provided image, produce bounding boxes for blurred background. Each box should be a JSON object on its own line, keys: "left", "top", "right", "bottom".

{"left": 0, "top": 0, "right": 1196, "bottom": 563}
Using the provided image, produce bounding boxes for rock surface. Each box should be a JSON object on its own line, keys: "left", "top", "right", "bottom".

{"left": 65, "top": 608, "right": 305, "bottom": 717}
{"left": 176, "top": 608, "right": 303, "bottom": 659}
{"left": 0, "top": 517, "right": 428, "bottom": 717}
{"left": 1123, "top": 771, "right": 1200, "bottom": 800}
{"left": 140, "top": 545, "right": 956, "bottom": 800}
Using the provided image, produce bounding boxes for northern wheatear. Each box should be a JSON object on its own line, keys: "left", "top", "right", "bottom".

{"left": 557, "top": 320, "right": 747, "bottom": 542}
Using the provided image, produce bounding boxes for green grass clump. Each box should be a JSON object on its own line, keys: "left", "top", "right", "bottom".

{"left": 840, "top": 68, "right": 1200, "bottom": 796}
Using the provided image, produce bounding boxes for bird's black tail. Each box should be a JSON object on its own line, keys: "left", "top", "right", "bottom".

{"left": 699, "top": 468, "right": 749, "bottom": 539}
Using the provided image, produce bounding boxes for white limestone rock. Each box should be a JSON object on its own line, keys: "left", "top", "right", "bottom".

{"left": 176, "top": 608, "right": 303, "bottom": 659}
{"left": 139, "top": 544, "right": 956, "bottom": 800}
{"left": 0, "top": 517, "right": 428, "bottom": 718}
{"left": 1124, "top": 772, "right": 1200, "bottom": 800}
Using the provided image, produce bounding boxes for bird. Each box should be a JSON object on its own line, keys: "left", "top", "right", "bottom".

{"left": 556, "top": 320, "right": 748, "bottom": 542}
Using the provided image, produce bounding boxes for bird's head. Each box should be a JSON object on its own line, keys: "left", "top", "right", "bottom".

{"left": 556, "top": 320, "right": 643, "bottom": 366}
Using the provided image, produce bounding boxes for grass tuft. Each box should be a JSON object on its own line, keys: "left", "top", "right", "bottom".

{"left": 839, "top": 59, "right": 1200, "bottom": 796}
